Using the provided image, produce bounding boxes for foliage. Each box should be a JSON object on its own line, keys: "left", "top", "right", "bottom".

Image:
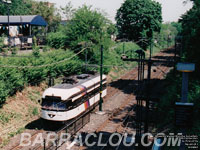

{"left": 179, "top": 0, "right": 200, "bottom": 74}
{"left": 0, "top": 36, "right": 5, "bottom": 52}
{"left": 32, "top": 46, "right": 40, "bottom": 57}
{"left": 0, "top": 49, "right": 83, "bottom": 104}
{"left": 11, "top": 47, "right": 19, "bottom": 55}
{"left": 0, "top": 0, "right": 32, "bottom": 15}
{"left": 42, "top": 46, "right": 50, "bottom": 52}
{"left": 114, "top": 42, "right": 140, "bottom": 56}
{"left": 30, "top": 1, "right": 61, "bottom": 32}
{"left": 154, "top": 23, "right": 178, "bottom": 49}
{"left": 115, "top": 0, "right": 162, "bottom": 49}
{"left": 63, "top": 5, "right": 114, "bottom": 64}
{"left": 107, "top": 23, "right": 117, "bottom": 35}
{"left": 171, "top": 22, "right": 182, "bottom": 34}
{"left": 32, "top": 107, "right": 39, "bottom": 116}
{"left": 47, "top": 32, "right": 67, "bottom": 49}
{"left": 60, "top": 2, "right": 76, "bottom": 20}
{"left": 65, "top": 6, "right": 109, "bottom": 48}
{"left": 156, "top": 71, "right": 200, "bottom": 146}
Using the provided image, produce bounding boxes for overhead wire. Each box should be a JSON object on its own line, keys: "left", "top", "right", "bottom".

{"left": 0, "top": 54, "right": 33, "bottom": 58}
{"left": 0, "top": 47, "right": 90, "bottom": 69}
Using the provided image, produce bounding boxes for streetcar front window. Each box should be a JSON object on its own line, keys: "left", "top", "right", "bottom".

{"left": 42, "top": 98, "right": 66, "bottom": 111}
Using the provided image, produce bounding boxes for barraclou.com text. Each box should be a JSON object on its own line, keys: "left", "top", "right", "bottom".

{"left": 20, "top": 132, "right": 183, "bottom": 148}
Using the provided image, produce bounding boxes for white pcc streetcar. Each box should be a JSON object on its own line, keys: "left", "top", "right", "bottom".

{"left": 41, "top": 73, "right": 107, "bottom": 123}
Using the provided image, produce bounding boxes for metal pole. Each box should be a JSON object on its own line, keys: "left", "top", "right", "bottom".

{"left": 150, "top": 38, "right": 152, "bottom": 59}
{"left": 167, "top": 35, "right": 169, "bottom": 48}
{"left": 99, "top": 45, "right": 103, "bottom": 111}
{"left": 7, "top": 3, "right": 10, "bottom": 47}
{"left": 85, "top": 44, "right": 87, "bottom": 72}
{"left": 179, "top": 72, "right": 188, "bottom": 150}
{"left": 43, "top": 139, "right": 46, "bottom": 150}
{"left": 174, "top": 38, "right": 177, "bottom": 74}
{"left": 29, "top": 25, "right": 31, "bottom": 36}
{"left": 181, "top": 72, "right": 188, "bottom": 103}
{"left": 144, "top": 59, "right": 151, "bottom": 146}
{"left": 123, "top": 42, "right": 125, "bottom": 54}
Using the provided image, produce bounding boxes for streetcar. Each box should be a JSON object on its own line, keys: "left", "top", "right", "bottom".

{"left": 41, "top": 73, "right": 107, "bottom": 122}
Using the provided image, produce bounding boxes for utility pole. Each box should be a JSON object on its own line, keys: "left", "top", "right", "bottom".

{"left": 123, "top": 34, "right": 125, "bottom": 54}
{"left": 8, "top": 4, "right": 10, "bottom": 38}
{"left": 144, "top": 38, "right": 153, "bottom": 137}
{"left": 85, "top": 43, "right": 88, "bottom": 72}
{"left": 1, "top": 0, "right": 11, "bottom": 46}
{"left": 122, "top": 39, "right": 175, "bottom": 149}
{"left": 99, "top": 45, "right": 103, "bottom": 112}
{"left": 149, "top": 37, "right": 153, "bottom": 59}
{"left": 123, "top": 41, "right": 125, "bottom": 54}
{"left": 135, "top": 49, "right": 145, "bottom": 149}
{"left": 176, "top": 63, "right": 195, "bottom": 150}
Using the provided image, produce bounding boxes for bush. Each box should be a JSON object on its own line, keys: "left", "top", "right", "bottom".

{"left": 47, "top": 32, "right": 67, "bottom": 49}
{"left": 32, "top": 46, "right": 40, "bottom": 57}
{"left": 0, "top": 49, "right": 83, "bottom": 104}
{"left": 0, "top": 36, "right": 5, "bottom": 52}
{"left": 42, "top": 46, "right": 50, "bottom": 52}
{"left": 11, "top": 47, "right": 19, "bottom": 55}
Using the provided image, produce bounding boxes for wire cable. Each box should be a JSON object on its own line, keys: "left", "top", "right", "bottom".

{"left": 0, "top": 47, "right": 89, "bottom": 69}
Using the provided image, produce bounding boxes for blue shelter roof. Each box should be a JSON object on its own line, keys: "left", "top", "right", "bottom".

{"left": 0, "top": 15, "right": 47, "bottom": 26}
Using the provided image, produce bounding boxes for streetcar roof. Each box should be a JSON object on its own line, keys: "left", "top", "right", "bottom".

{"left": 53, "top": 74, "right": 99, "bottom": 89}
{"left": 42, "top": 74, "right": 107, "bottom": 101}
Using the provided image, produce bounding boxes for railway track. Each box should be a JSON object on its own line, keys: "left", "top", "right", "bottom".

{"left": 10, "top": 130, "right": 45, "bottom": 150}
{"left": 71, "top": 48, "right": 175, "bottom": 150}
{"left": 8, "top": 47, "right": 175, "bottom": 150}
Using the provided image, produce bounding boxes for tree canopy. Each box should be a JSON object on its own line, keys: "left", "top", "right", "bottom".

{"left": 60, "top": 2, "right": 76, "bottom": 20}
{"left": 0, "top": 0, "right": 32, "bottom": 15}
{"left": 115, "top": 0, "right": 162, "bottom": 49}
{"left": 64, "top": 6, "right": 110, "bottom": 49}
{"left": 179, "top": 0, "right": 200, "bottom": 71}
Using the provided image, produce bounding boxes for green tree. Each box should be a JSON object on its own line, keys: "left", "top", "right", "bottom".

{"left": 107, "top": 23, "right": 117, "bottom": 36}
{"left": 115, "top": 0, "right": 162, "bottom": 49}
{"left": 60, "top": 2, "right": 76, "bottom": 20}
{"left": 65, "top": 6, "right": 110, "bottom": 50}
{"left": 0, "top": 0, "right": 32, "bottom": 15}
{"left": 179, "top": 0, "right": 200, "bottom": 73}
{"left": 30, "top": 1, "right": 61, "bottom": 32}
{"left": 154, "top": 23, "right": 178, "bottom": 48}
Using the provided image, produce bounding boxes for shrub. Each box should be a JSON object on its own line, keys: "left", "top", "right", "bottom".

{"left": 0, "top": 36, "right": 5, "bottom": 52}
{"left": 0, "top": 49, "right": 83, "bottom": 104}
{"left": 32, "top": 107, "right": 39, "bottom": 116}
{"left": 11, "top": 47, "right": 19, "bottom": 55}
{"left": 47, "top": 32, "right": 67, "bottom": 49}
{"left": 32, "top": 46, "right": 40, "bottom": 57}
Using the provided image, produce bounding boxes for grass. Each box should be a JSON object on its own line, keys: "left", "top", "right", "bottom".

{"left": 28, "top": 90, "right": 41, "bottom": 103}
{"left": 32, "top": 107, "right": 39, "bottom": 116}
{"left": 8, "top": 127, "right": 25, "bottom": 138}
{"left": 106, "top": 42, "right": 140, "bottom": 81}
{"left": 0, "top": 112, "right": 21, "bottom": 125}
{"left": 114, "top": 41, "right": 141, "bottom": 55}
{"left": 28, "top": 105, "right": 40, "bottom": 117}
